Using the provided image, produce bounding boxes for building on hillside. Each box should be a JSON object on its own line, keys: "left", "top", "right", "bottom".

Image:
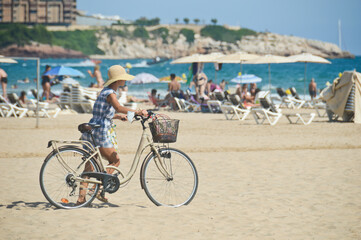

{"left": 0, "top": 0, "right": 77, "bottom": 25}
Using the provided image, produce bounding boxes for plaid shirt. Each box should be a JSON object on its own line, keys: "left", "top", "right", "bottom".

{"left": 82, "top": 87, "right": 116, "bottom": 148}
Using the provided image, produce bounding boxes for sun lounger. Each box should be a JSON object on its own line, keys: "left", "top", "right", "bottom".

{"left": 207, "top": 100, "right": 223, "bottom": 113}
{"left": 251, "top": 91, "right": 282, "bottom": 125}
{"left": 27, "top": 99, "right": 61, "bottom": 118}
{"left": 284, "top": 112, "right": 316, "bottom": 125}
{"left": 0, "top": 95, "right": 28, "bottom": 118}
{"left": 220, "top": 94, "right": 251, "bottom": 121}
{"left": 276, "top": 88, "right": 305, "bottom": 109}
{"left": 174, "top": 97, "right": 200, "bottom": 112}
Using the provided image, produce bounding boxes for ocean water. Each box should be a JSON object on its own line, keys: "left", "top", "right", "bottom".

{"left": 1, "top": 56, "right": 361, "bottom": 100}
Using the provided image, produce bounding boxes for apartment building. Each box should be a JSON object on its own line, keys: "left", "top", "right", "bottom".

{"left": 0, "top": 0, "right": 77, "bottom": 25}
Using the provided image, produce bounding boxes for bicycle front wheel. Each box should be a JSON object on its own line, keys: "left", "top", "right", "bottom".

{"left": 141, "top": 148, "right": 198, "bottom": 207}
{"left": 39, "top": 146, "right": 101, "bottom": 209}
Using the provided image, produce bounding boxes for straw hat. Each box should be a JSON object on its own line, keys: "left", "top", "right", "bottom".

{"left": 103, "top": 65, "right": 134, "bottom": 87}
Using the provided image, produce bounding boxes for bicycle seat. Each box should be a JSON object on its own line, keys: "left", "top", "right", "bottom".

{"left": 78, "top": 123, "right": 101, "bottom": 133}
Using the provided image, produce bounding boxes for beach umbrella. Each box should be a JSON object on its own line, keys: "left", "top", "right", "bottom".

{"left": 288, "top": 53, "right": 331, "bottom": 99}
{"left": 0, "top": 56, "right": 17, "bottom": 63}
{"left": 171, "top": 52, "right": 224, "bottom": 82}
{"left": 171, "top": 52, "right": 224, "bottom": 64}
{"left": 244, "top": 55, "right": 295, "bottom": 90}
{"left": 130, "top": 73, "right": 159, "bottom": 84}
{"left": 216, "top": 52, "right": 259, "bottom": 76}
{"left": 231, "top": 74, "right": 262, "bottom": 84}
{"left": 159, "top": 75, "right": 186, "bottom": 83}
{"left": 44, "top": 66, "right": 85, "bottom": 78}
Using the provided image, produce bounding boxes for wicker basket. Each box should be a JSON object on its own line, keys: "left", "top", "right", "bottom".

{"left": 149, "top": 119, "right": 179, "bottom": 143}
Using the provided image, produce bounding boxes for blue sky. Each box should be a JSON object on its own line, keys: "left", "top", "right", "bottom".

{"left": 78, "top": 0, "right": 361, "bottom": 55}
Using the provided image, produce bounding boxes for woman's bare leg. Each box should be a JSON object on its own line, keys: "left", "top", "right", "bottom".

{"left": 43, "top": 82, "right": 50, "bottom": 101}
{"left": 99, "top": 147, "right": 120, "bottom": 174}
{"left": 1, "top": 81, "right": 6, "bottom": 99}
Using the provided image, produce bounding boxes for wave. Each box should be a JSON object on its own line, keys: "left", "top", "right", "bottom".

{"left": 41, "top": 60, "right": 95, "bottom": 67}
{"left": 131, "top": 60, "right": 149, "bottom": 68}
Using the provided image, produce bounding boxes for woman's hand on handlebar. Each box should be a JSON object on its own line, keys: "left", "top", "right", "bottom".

{"left": 135, "top": 109, "right": 148, "bottom": 117}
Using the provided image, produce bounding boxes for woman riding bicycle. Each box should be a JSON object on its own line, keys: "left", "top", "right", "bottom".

{"left": 77, "top": 65, "right": 148, "bottom": 204}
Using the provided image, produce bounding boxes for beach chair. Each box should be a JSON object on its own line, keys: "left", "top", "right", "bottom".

{"left": 27, "top": 99, "right": 61, "bottom": 118}
{"left": 0, "top": 95, "right": 28, "bottom": 118}
{"left": 212, "top": 91, "right": 228, "bottom": 102}
{"left": 284, "top": 112, "right": 316, "bottom": 125}
{"left": 189, "top": 95, "right": 210, "bottom": 113}
{"left": 174, "top": 97, "right": 198, "bottom": 112}
{"left": 276, "top": 88, "right": 305, "bottom": 109}
{"left": 207, "top": 100, "right": 223, "bottom": 113}
{"left": 220, "top": 94, "right": 251, "bottom": 121}
{"left": 251, "top": 91, "right": 283, "bottom": 125}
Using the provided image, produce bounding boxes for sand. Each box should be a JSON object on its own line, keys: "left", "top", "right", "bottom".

{"left": 0, "top": 109, "right": 361, "bottom": 240}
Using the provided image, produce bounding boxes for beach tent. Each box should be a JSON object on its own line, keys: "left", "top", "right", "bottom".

{"left": 244, "top": 55, "right": 295, "bottom": 91}
{"left": 320, "top": 71, "right": 361, "bottom": 123}
{"left": 288, "top": 53, "right": 331, "bottom": 99}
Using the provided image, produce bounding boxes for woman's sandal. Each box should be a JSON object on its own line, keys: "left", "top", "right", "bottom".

{"left": 95, "top": 192, "right": 108, "bottom": 203}
{"left": 88, "top": 188, "right": 108, "bottom": 203}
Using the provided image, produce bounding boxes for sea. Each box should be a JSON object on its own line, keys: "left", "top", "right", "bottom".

{"left": 2, "top": 56, "right": 361, "bottom": 100}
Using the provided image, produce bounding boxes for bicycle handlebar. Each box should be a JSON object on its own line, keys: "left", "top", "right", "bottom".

{"left": 134, "top": 110, "right": 154, "bottom": 122}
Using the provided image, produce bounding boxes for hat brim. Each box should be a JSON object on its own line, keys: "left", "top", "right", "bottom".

{"left": 103, "top": 73, "right": 134, "bottom": 87}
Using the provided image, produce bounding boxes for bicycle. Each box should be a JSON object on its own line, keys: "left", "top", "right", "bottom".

{"left": 39, "top": 111, "right": 198, "bottom": 209}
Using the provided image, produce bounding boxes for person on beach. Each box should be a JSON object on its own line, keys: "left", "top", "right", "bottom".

{"left": 0, "top": 68, "right": 8, "bottom": 99}
{"left": 168, "top": 73, "right": 181, "bottom": 95}
{"left": 19, "top": 91, "right": 27, "bottom": 104}
{"left": 77, "top": 65, "right": 148, "bottom": 204}
{"left": 88, "top": 65, "right": 104, "bottom": 88}
{"left": 309, "top": 78, "right": 317, "bottom": 100}
{"left": 206, "top": 79, "right": 222, "bottom": 97}
{"left": 219, "top": 79, "right": 228, "bottom": 91}
{"left": 195, "top": 72, "right": 208, "bottom": 102}
{"left": 41, "top": 65, "right": 54, "bottom": 101}
{"left": 149, "top": 89, "right": 176, "bottom": 109}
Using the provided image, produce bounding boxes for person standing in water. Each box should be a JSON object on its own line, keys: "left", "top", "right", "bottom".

{"left": 88, "top": 65, "right": 104, "bottom": 88}
{"left": 0, "top": 68, "right": 8, "bottom": 99}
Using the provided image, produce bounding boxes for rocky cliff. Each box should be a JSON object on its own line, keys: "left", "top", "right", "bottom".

{"left": 0, "top": 42, "right": 87, "bottom": 59}
{"left": 94, "top": 31, "right": 353, "bottom": 59}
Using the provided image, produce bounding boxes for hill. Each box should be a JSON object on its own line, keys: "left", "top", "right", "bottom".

{"left": 0, "top": 23, "right": 353, "bottom": 59}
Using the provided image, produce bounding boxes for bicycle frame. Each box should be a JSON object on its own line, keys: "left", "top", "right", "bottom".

{"left": 49, "top": 125, "right": 172, "bottom": 187}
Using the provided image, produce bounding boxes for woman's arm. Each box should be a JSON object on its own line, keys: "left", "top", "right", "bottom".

{"left": 87, "top": 70, "right": 94, "bottom": 78}
{"left": 107, "top": 93, "right": 147, "bottom": 115}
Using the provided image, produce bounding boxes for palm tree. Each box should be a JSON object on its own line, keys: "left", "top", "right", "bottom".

{"left": 194, "top": 18, "right": 200, "bottom": 25}
{"left": 175, "top": 18, "right": 179, "bottom": 24}
{"left": 183, "top": 18, "right": 190, "bottom": 24}
{"left": 211, "top": 18, "right": 218, "bottom": 25}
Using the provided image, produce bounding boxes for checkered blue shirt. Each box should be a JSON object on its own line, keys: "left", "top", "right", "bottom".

{"left": 82, "top": 87, "right": 116, "bottom": 148}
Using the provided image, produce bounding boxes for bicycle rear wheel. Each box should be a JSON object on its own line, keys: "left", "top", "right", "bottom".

{"left": 141, "top": 148, "right": 198, "bottom": 207}
{"left": 39, "top": 146, "right": 101, "bottom": 209}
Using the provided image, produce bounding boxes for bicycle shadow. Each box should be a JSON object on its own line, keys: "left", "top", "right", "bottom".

{"left": 0, "top": 201, "right": 53, "bottom": 210}
{"left": 0, "top": 201, "right": 147, "bottom": 210}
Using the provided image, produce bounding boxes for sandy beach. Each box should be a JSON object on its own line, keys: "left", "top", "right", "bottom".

{"left": 0, "top": 109, "right": 360, "bottom": 240}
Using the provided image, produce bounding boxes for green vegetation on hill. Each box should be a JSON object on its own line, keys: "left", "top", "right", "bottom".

{"left": 52, "top": 30, "right": 104, "bottom": 55}
{"left": 179, "top": 28, "right": 195, "bottom": 43}
{"left": 200, "top": 25, "right": 257, "bottom": 43}
{"left": 0, "top": 24, "right": 52, "bottom": 47}
{"left": 0, "top": 23, "right": 258, "bottom": 56}
{"left": 0, "top": 23, "right": 104, "bottom": 55}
